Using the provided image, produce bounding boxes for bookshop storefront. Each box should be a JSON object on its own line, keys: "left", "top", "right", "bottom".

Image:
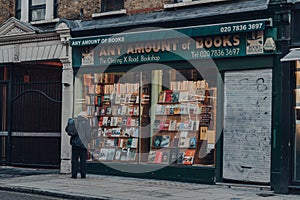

{"left": 70, "top": 19, "right": 277, "bottom": 184}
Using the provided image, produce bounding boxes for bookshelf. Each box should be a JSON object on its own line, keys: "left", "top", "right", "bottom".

{"left": 83, "top": 72, "right": 150, "bottom": 162}
{"left": 148, "top": 79, "right": 216, "bottom": 166}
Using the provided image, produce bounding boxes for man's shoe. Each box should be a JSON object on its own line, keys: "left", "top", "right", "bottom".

{"left": 71, "top": 176, "right": 77, "bottom": 179}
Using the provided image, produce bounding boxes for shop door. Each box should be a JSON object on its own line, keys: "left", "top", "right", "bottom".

{"left": 10, "top": 65, "right": 62, "bottom": 167}
{"left": 223, "top": 69, "right": 272, "bottom": 183}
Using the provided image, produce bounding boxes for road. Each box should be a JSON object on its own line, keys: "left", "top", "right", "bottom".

{"left": 0, "top": 190, "right": 71, "bottom": 200}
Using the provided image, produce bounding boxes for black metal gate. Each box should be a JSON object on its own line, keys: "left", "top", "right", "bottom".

{"left": 0, "top": 82, "right": 8, "bottom": 164}
{"left": 9, "top": 64, "right": 62, "bottom": 167}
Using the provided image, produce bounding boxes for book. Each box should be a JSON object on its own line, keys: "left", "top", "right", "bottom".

{"left": 189, "top": 137, "right": 197, "bottom": 148}
{"left": 162, "top": 120, "right": 170, "bottom": 131}
{"left": 106, "top": 149, "right": 116, "bottom": 160}
{"left": 160, "top": 135, "right": 170, "bottom": 147}
{"left": 121, "top": 105, "right": 127, "bottom": 115}
{"left": 168, "top": 120, "right": 177, "bottom": 131}
{"left": 128, "top": 149, "right": 137, "bottom": 161}
{"left": 183, "top": 149, "right": 195, "bottom": 165}
{"left": 120, "top": 94, "right": 126, "bottom": 104}
{"left": 172, "top": 91, "right": 179, "bottom": 102}
{"left": 153, "top": 136, "right": 162, "bottom": 147}
{"left": 172, "top": 137, "right": 179, "bottom": 147}
{"left": 169, "top": 148, "right": 179, "bottom": 163}
{"left": 161, "top": 151, "right": 170, "bottom": 164}
{"left": 125, "top": 94, "right": 131, "bottom": 104}
{"left": 114, "top": 94, "right": 121, "bottom": 104}
{"left": 153, "top": 119, "right": 160, "bottom": 130}
{"left": 164, "top": 90, "right": 173, "bottom": 103}
{"left": 179, "top": 91, "right": 189, "bottom": 102}
{"left": 176, "top": 152, "right": 184, "bottom": 164}
{"left": 173, "top": 105, "right": 180, "bottom": 115}
{"left": 179, "top": 131, "right": 189, "bottom": 148}
{"left": 147, "top": 151, "right": 156, "bottom": 163}
{"left": 154, "top": 151, "right": 163, "bottom": 163}
{"left": 158, "top": 91, "right": 166, "bottom": 103}
{"left": 100, "top": 107, "right": 106, "bottom": 116}
{"left": 102, "top": 117, "right": 108, "bottom": 126}
{"left": 131, "top": 138, "right": 138, "bottom": 148}
{"left": 106, "top": 107, "right": 112, "bottom": 115}
{"left": 120, "top": 149, "right": 129, "bottom": 161}
{"left": 98, "top": 148, "right": 109, "bottom": 160}
{"left": 114, "top": 149, "right": 122, "bottom": 160}
{"left": 111, "top": 117, "right": 118, "bottom": 126}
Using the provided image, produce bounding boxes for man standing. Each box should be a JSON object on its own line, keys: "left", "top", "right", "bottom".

{"left": 66, "top": 111, "right": 91, "bottom": 178}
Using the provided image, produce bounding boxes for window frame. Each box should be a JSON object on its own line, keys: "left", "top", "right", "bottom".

{"left": 29, "top": 0, "right": 47, "bottom": 22}
{"left": 101, "top": 0, "right": 125, "bottom": 13}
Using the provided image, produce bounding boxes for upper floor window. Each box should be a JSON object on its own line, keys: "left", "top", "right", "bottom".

{"left": 15, "top": 0, "right": 57, "bottom": 23}
{"left": 101, "top": 0, "right": 124, "bottom": 12}
{"left": 16, "top": 0, "right": 22, "bottom": 20}
{"left": 30, "top": 0, "right": 46, "bottom": 21}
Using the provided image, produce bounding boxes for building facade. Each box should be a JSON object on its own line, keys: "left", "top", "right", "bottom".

{"left": 1, "top": 0, "right": 300, "bottom": 194}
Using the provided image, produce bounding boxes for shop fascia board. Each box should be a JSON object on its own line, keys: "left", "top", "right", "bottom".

{"left": 73, "top": 0, "right": 269, "bottom": 34}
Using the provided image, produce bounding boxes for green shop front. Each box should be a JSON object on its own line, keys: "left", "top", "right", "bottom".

{"left": 69, "top": 19, "right": 280, "bottom": 186}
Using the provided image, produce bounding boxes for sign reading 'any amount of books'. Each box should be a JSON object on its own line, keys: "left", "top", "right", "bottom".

{"left": 71, "top": 19, "right": 276, "bottom": 67}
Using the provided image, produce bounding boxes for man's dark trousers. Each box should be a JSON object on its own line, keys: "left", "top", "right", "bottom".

{"left": 71, "top": 146, "right": 87, "bottom": 178}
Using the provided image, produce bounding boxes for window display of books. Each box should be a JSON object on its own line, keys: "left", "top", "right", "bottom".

{"left": 84, "top": 73, "right": 150, "bottom": 163}
{"left": 148, "top": 80, "right": 216, "bottom": 166}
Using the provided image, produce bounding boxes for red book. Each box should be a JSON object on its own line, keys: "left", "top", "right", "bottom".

{"left": 183, "top": 149, "right": 195, "bottom": 165}
{"left": 154, "top": 151, "right": 163, "bottom": 163}
{"left": 164, "top": 90, "right": 173, "bottom": 103}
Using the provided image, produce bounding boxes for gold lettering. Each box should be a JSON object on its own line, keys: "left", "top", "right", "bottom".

{"left": 99, "top": 47, "right": 107, "bottom": 56}
{"left": 171, "top": 40, "right": 179, "bottom": 51}
{"left": 161, "top": 41, "right": 171, "bottom": 52}
{"left": 135, "top": 44, "right": 145, "bottom": 54}
{"left": 196, "top": 38, "right": 203, "bottom": 49}
{"left": 233, "top": 34, "right": 240, "bottom": 46}
{"left": 213, "top": 36, "right": 222, "bottom": 48}
{"left": 127, "top": 45, "right": 135, "bottom": 54}
{"left": 153, "top": 42, "right": 161, "bottom": 53}
{"left": 204, "top": 37, "right": 213, "bottom": 48}
{"left": 145, "top": 43, "right": 152, "bottom": 53}
{"left": 115, "top": 45, "right": 122, "bottom": 55}
{"left": 222, "top": 35, "right": 232, "bottom": 47}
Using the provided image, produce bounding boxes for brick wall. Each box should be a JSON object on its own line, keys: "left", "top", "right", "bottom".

{"left": 125, "top": 0, "right": 172, "bottom": 15}
{"left": 57, "top": 0, "right": 174, "bottom": 20}
{"left": 0, "top": 0, "right": 15, "bottom": 24}
{"left": 58, "top": 0, "right": 101, "bottom": 20}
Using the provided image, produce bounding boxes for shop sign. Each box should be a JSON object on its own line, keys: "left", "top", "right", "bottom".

{"left": 71, "top": 19, "right": 270, "bottom": 47}
{"left": 71, "top": 19, "right": 276, "bottom": 67}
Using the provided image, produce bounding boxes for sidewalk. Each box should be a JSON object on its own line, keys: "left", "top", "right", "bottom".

{"left": 0, "top": 167, "right": 299, "bottom": 200}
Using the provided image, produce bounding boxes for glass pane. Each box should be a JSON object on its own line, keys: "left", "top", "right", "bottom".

{"left": 295, "top": 61, "right": 300, "bottom": 181}
{"left": 148, "top": 69, "right": 216, "bottom": 166}
{"left": 75, "top": 71, "right": 150, "bottom": 164}
{"left": 16, "top": 0, "right": 21, "bottom": 9}
{"left": 32, "top": 0, "right": 46, "bottom": 6}
{"left": 31, "top": 8, "right": 46, "bottom": 21}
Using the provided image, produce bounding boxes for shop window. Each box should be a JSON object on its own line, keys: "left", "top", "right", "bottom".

{"left": 75, "top": 68, "right": 217, "bottom": 167}
{"left": 101, "top": 0, "right": 124, "bottom": 12}
{"left": 294, "top": 61, "right": 300, "bottom": 181}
